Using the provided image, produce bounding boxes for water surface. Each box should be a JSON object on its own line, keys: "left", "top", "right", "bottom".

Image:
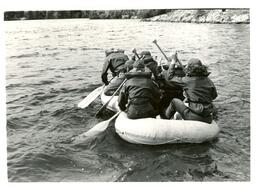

{"left": 5, "top": 19, "right": 250, "bottom": 181}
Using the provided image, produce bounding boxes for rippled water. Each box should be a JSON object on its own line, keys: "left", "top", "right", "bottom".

{"left": 5, "top": 19, "right": 250, "bottom": 181}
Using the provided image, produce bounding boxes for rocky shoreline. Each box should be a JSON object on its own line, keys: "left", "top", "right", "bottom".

{"left": 4, "top": 9, "right": 249, "bottom": 24}
{"left": 142, "top": 9, "right": 250, "bottom": 24}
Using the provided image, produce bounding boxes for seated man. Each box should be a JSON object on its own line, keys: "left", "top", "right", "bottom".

{"left": 158, "top": 53, "right": 186, "bottom": 116}
{"left": 140, "top": 51, "right": 160, "bottom": 80}
{"left": 104, "top": 59, "right": 135, "bottom": 96}
{"left": 164, "top": 58, "right": 218, "bottom": 124}
{"left": 102, "top": 48, "right": 129, "bottom": 95}
{"left": 118, "top": 60, "right": 161, "bottom": 119}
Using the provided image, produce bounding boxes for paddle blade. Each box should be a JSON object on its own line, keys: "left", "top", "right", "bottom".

{"left": 78, "top": 86, "right": 104, "bottom": 108}
{"left": 73, "top": 111, "right": 121, "bottom": 142}
{"left": 81, "top": 119, "right": 112, "bottom": 137}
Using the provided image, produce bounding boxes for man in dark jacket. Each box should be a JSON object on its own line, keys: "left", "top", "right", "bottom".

{"left": 158, "top": 56, "right": 186, "bottom": 116}
{"left": 164, "top": 58, "right": 218, "bottom": 124}
{"left": 140, "top": 51, "right": 160, "bottom": 80}
{"left": 118, "top": 60, "right": 161, "bottom": 119}
{"left": 102, "top": 48, "right": 129, "bottom": 95}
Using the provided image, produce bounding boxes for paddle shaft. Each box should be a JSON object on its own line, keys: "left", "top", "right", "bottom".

{"left": 152, "top": 40, "right": 184, "bottom": 69}
{"left": 95, "top": 78, "right": 127, "bottom": 116}
{"left": 132, "top": 49, "right": 140, "bottom": 59}
{"left": 134, "top": 51, "right": 140, "bottom": 59}
{"left": 152, "top": 40, "right": 169, "bottom": 61}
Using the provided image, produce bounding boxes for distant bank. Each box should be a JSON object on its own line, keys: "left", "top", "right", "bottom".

{"left": 4, "top": 9, "right": 249, "bottom": 24}
{"left": 142, "top": 9, "right": 250, "bottom": 24}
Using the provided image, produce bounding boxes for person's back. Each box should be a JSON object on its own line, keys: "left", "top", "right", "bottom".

{"left": 158, "top": 56, "right": 186, "bottom": 115}
{"left": 182, "top": 59, "right": 217, "bottom": 118}
{"left": 164, "top": 58, "right": 218, "bottom": 123}
{"left": 140, "top": 51, "right": 160, "bottom": 80}
{"left": 118, "top": 60, "right": 160, "bottom": 119}
{"left": 101, "top": 49, "right": 129, "bottom": 95}
{"left": 101, "top": 49, "right": 129, "bottom": 85}
{"left": 183, "top": 76, "right": 217, "bottom": 104}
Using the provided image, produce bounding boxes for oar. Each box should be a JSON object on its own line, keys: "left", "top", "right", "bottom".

{"left": 152, "top": 39, "right": 184, "bottom": 69}
{"left": 75, "top": 111, "right": 122, "bottom": 139}
{"left": 77, "top": 77, "right": 114, "bottom": 109}
{"left": 78, "top": 85, "right": 104, "bottom": 108}
{"left": 152, "top": 39, "right": 169, "bottom": 61}
{"left": 95, "top": 78, "right": 127, "bottom": 117}
{"left": 132, "top": 48, "right": 140, "bottom": 59}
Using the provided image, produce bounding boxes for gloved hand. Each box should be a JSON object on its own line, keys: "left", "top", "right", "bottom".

{"left": 101, "top": 73, "right": 109, "bottom": 85}
{"left": 119, "top": 105, "right": 126, "bottom": 111}
{"left": 168, "top": 52, "right": 178, "bottom": 63}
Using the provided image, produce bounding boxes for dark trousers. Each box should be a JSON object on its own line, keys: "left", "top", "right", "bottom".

{"left": 104, "top": 75, "right": 125, "bottom": 96}
{"left": 164, "top": 98, "right": 213, "bottom": 124}
{"left": 127, "top": 103, "right": 157, "bottom": 119}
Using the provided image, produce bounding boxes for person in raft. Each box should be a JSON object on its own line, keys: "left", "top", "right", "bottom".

{"left": 163, "top": 56, "right": 218, "bottom": 124}
{"left": 158, "top": 53, "right": 186, "bottom": 118}
{"left": 139, "top": 51, "right": 160, "bottom": 80}
{"left": 101, "top": 48, "right": 129, "bottom": 95}
{"left": 118, "top": 60, "right": 161, "bottom": 119}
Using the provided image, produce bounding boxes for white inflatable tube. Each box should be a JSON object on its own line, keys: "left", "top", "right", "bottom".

{"left": 100, "top": 91, "right": 120, "bottom": 112}
{"left": 115, "top": 112, "right": 220, "bottom": 145}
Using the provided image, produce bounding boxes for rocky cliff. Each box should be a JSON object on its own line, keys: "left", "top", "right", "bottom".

{"left": 142, "top": 9, "right": 249, "bottom": 24}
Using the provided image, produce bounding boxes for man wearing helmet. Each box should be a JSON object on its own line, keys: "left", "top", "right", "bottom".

{"left": 102, "top": 48, "right": 129, "bottom": 95}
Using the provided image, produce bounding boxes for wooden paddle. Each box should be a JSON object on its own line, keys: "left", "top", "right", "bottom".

{"left": 75, "top": 111, "right": 122, "bottom": 139}
{"left": 95, "top": 78, "right": 127, "bottom": 117}
{"left": 152, "top": 39, "right": 184, "bottom": 69}
{"left": 132, "top": 48, "right": 140, "bottom": 59}
{"left": 78, "top": 85, "right": 104, "bottom": 108}
{"left": 77, "top": 77, "right": 114, "bottom": 109}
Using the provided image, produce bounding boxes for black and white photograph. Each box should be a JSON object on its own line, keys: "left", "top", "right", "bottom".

{"left": 0, "top": 0, "right": 255, "bottom": 186}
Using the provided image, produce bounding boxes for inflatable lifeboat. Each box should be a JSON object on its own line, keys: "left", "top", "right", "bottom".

{"left": 115, "top": 112, "right": 220, "bottom": 145}
{"left": 101, "top": 91, "right": 220, "bottom": 145}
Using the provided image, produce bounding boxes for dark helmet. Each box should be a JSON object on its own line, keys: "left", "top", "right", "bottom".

{"left": 105, "top": 48, "right": 125, "bottom": 57}
{"left": 185, "top": 58, "right": 210, "bottom": 76}
{"left": 187, "top": 58, "right": 203, "bottom": 67}
{"left": 140, "top": 51, "right": 151, "bottom": 57}
{"left": 105, "top": 48, "right": 115, "bottom": 56}
{"left": 115, "top": 48, "right": 125, "bottom": 53}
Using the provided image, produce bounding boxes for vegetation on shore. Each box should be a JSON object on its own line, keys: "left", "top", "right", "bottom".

{"left": 4, "top": 9, "right": 249, "bottom": 24}
{"left": 4, "top": 9, "right": 169, "bottom": 21}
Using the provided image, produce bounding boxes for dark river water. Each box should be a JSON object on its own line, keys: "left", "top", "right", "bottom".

{"left": 5, "top": 19, "right": 250, "bottom": 181}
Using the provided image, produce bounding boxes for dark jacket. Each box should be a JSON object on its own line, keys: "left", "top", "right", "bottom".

{"left": 183, "top": 76, "right": 217, "bottom": 117}
{"left": 101, "top": 52, "right": 129, "bottom": 85}
{"left": 118, "top": 71, "right": 161, "bottom": 119}
{"left": 143, "top": 56, "right": 159, "bottom": 79}
{"left": 157, "top": 64, "right": 185, "bottom": 110}
{"left": 162, "top": 63, "right": 185, "bottom": 99}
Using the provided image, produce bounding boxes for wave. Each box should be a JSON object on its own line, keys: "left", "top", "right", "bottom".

{"left": 7, "top": 118, "right": 32, "bottom": 130}
{"left": 9, "top": 52, "right": 40, "bottom": 59}
{"left": 32, "top": 80, "right": 57, "bottom": 86}
{"left": 6, "top": 83, "right": 23, "bottom": 89}
{"left": 81, "top": 47, "right": 103, "bottom": 51}
{"left": 6, "top": 94, "right": 29, "bottom": 104}
{"left": 33, "top": 93, "right": 58, "bottom": 101}
{"left": 60, "top": 67, "right": 77, "bottom": 71}
{"left": 41, "top": 52, "right": 60, "bottom": 57}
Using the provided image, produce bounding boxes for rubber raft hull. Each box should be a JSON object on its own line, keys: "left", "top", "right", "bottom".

{"left": 100, "top": 91, "right": 120, "bottom": 112}
{"left": 101, "top": 91, "right": 220, "bottom": 145}
{"left": 115, "top": 112, "right": 220, "bottom": 145}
